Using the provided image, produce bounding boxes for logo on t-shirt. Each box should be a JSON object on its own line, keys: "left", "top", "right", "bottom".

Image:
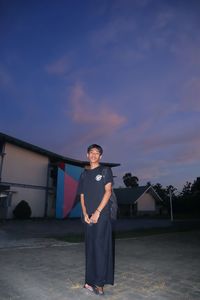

{"left": 95, "top": 174, "right": 102, "bottom": 181}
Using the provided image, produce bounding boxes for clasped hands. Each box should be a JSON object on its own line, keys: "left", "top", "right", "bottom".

{"left": 84, "top": 210, "right": 100, "bottom": 224}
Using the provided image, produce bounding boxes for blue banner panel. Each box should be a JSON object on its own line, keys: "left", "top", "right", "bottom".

{"left": 56, "top": 168, "right": 64, "bottom": 219}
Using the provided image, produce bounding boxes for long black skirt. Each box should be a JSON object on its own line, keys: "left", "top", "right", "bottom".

{"left": 84, "top": 216, "right": 114, "bottom": 287}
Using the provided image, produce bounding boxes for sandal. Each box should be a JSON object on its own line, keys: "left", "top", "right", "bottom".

{"left": 94, "top": 285, "right": 104, "bottom": 295}
{"left": 83, "top": 283, "right": 94, "bottom": 293}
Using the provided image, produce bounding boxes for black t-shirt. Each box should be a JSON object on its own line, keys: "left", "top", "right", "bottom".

{"left": 78, "top": 165, "right": 113, "bottom": 216}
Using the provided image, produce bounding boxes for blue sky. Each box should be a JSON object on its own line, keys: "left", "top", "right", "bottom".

{"left": 1, "top": 0, "right": 200, "bottom": 190}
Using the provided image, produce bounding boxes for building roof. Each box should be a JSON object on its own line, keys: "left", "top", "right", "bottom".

{"left": 0, "top": 132, "right": 120, "bottom": 168}
{"left": 114, "top": 185, "right": 162, "bottom": 204}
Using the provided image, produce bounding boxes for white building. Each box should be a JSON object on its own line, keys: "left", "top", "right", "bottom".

{"left": 114, "top": 186, "right": 163, "bottom": 217}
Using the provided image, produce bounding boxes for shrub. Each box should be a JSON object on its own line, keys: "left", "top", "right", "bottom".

{"left": 13, "top": 200, "right": 32, "bottom": 219}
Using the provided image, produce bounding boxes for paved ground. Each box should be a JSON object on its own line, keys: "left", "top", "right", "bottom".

{"left": 0, "top": 218, "right": 173, "bottom": 248}
{"left": 0, "top": 219, "right": 200, "bottom": 299}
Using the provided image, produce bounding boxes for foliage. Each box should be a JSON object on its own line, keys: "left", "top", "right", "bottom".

{"left": 191, "top": 177, "right": 200, "bottom": 194}
{"left": 152, "top": 183, "right": 168, "bottom": 200}
{"left": 151, "top": 179, "right": 200, "bottom": 216}
{"left": 175, "top": 178, "right": 200, "bottom": 215}
{"left": 122, "top": 171, "right": 200, "bottom": 216}
{"left": 123, "top": 173, "right": 139, "bottom": 187}
{"left": 180, "top": 181, "right": 192, "bottom": 197}
{"left": 13, "top": 200, "right": 32, "bottom": 219}
{"left": 151, "top": 183, "right": 173, "bottom": 214}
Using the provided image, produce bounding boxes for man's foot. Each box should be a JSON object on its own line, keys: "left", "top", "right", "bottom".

{"left": 83, "top": 283, "right": 94, "bottom": 292}
{"left": 94, "top": 285, "right": 104, "bottom": 295}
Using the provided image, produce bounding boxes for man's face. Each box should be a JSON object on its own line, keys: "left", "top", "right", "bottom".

{"left": 87, "top": 148, "right": 102, "bottom": 164}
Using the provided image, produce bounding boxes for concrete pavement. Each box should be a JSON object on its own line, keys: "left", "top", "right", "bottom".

{"left": 0, "top": 219, "right": 200, "bottom": 299}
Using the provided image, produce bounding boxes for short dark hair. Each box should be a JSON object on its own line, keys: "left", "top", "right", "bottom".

{"left": 87, "top": 144, "right": 103, "bottom": 155}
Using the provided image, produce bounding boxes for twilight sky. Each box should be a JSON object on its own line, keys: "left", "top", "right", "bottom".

{"left": 1, "top": 0, "right": 200, "bottom": 190}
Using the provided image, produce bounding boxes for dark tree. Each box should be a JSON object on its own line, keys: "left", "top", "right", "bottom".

{"left": 173, "top": 178, "right": 200, "bottom": 215}
{"left": 166, "top": 185, "right": 177, "bottom": 197}
{"left": 191, "top": 177, "right": 200, "bottom": 194}
{"left": 123, "top": 173, "right": 139, "bottom": 187}
{"left": 151, "top": 183, "right": 170, "bottom": 213}
{"left": 180, "top": 181, "right": 192, "bottom": 197}
{"left": 152, "top": 183, "right": 167, "bottom": 200}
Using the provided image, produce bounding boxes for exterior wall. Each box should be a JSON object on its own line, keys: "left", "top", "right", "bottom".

{"left": 1, "top": 143, "right": 49, "bottom": 218}
{"left": 2, "top": 143, "right": 48, "bottom": 186}
{"left": 7, "top": 187, "right": 46, "bottom": 218}
{"left": 137, "top": 193, "right": 156, "bottom": 212}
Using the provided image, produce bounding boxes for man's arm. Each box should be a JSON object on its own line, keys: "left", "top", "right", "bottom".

{"left": 91, "top": 182, "right": 112, "bottom": 223}
{"left": 80, "top": 194, "right": 91, "bottom": 224}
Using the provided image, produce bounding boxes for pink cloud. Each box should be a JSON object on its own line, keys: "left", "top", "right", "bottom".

{"left": 120, "top": 141, "right": 200, "bottom": 186}
{"left": 45, "top": 56, "right": 71, "bottom": 75}
{"left": 169, "top": 142, "right": 200, "bottom": 165}
{"left": 136, "top": 161, "right": 170, "bottom": 181}
{"left": 142, "top": 129, "right": 200, "bottom": 153}
{"left": 61, "top": 83, "right": 126, "bottom": 154}
{"left": 135, "top": 136, "right": 200, "bottom": 183}
{"left": 69, "top": 83, "right": 126, "bottom": 130}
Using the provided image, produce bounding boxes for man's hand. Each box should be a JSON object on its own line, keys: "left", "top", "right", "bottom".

{"left": 90, "top": 210, "right": 100, "bottom": 224}
{"left": 84, "top": 213, "right": 91, "bottom": 224}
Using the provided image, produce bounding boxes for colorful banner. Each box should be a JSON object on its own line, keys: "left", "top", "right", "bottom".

{"left": 56, "top": 163, "right": 83, "bottom": 219}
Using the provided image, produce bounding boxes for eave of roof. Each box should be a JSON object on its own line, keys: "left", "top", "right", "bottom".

{"left": 0, "top": 132, "right": 120, "bottom": 168}
{"left": 146, "top": 185, "right": 163, "bottom": 202}
{"left": 114, "top": 185, "right": 163, "bottom": 204}
{"left": 114, "top": 186, "right": 147, "bottom": 204}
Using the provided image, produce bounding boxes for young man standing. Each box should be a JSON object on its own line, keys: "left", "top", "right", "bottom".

{"left": 78, "top": 144, "right": 114, "bottom": 295}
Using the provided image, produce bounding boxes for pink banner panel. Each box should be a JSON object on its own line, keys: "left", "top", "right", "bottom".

{"left": 63, "top": 174, "right": 78, "bottom": 217}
